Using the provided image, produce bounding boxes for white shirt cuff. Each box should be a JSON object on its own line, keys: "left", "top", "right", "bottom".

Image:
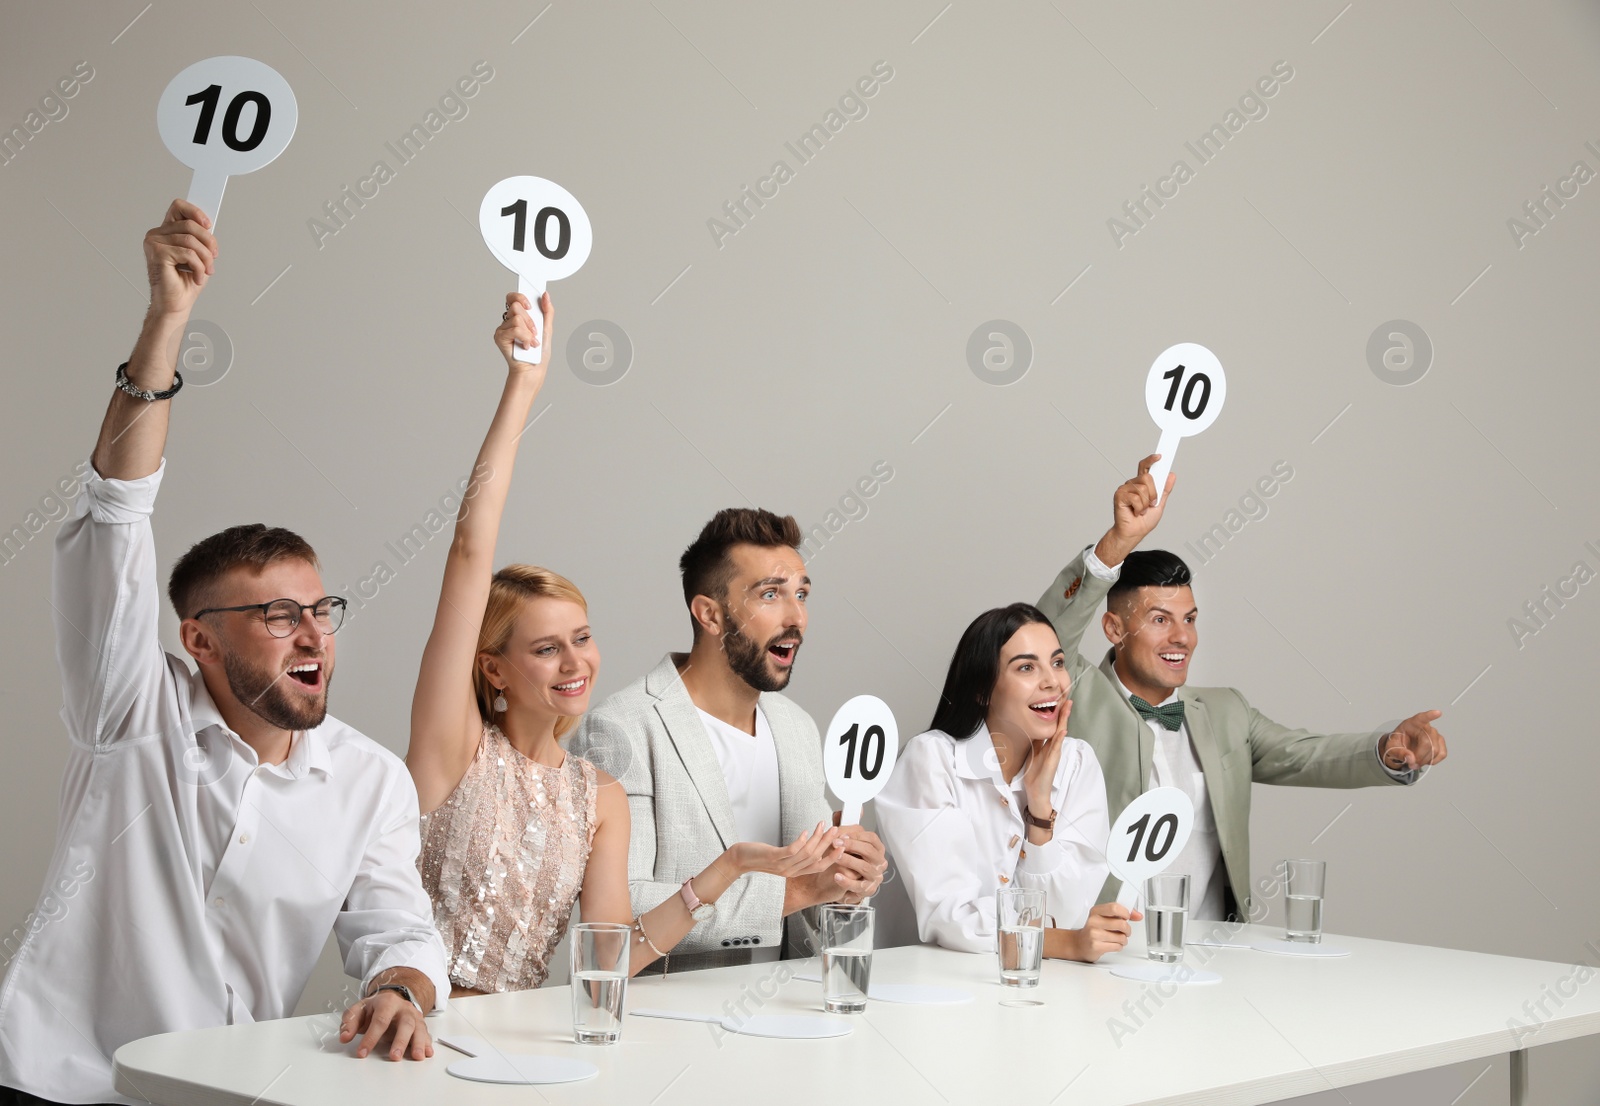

{"left": 78, "top": 457, "right": 165, "bottom": 523}
{"left": 1016, "top": 836, "right": 1066, "bottom": 876}
{"left": 1083, "top": 544, "right": 1119, "bottom": 581}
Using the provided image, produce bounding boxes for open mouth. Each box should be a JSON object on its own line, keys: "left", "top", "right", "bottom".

{"left": 1028, "top": 699, "right": 1059, "bottom": 720}
{"left": 768, "top": 640, "right": 799, "bottom": 666}
{"left": 551, "top": 677, "right": 589, "bottom": 698}
{"left": 1158, "top": 652, "right": 1187, "bottom": 670}
{"left": 286, "top": 661, "right": 323, "bottom": 691}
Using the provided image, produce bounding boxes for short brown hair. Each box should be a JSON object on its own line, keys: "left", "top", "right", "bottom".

{"left": 167, "top": 524, "right": 321, "bottom": 620}
{"left": 679, "top": 508, "right": 803, "bottom": 612}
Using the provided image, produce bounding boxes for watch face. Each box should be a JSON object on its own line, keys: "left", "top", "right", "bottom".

{"left": 691, "top": 903, "right": 716, "bottom": 922}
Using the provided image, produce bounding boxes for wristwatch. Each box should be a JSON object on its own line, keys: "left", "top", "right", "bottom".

{"left": 680, "top": 877, "right": 716, "bottom": 923}
{"left": 371, "top": 982, "right": 423, "bottom": 1015}
{"left": 1023, "top": 805, "right": 1057, "bottom": 832}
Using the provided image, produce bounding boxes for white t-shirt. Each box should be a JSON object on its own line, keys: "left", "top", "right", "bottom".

{"left": 697, "top": 706, "right": 783, "bottom": 849}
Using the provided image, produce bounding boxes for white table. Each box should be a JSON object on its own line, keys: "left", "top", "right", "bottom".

{"left": 114, "top": 925, "right": 1600, "bottom": 1105}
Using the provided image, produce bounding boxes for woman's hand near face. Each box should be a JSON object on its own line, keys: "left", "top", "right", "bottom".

{"left": 1021, "top": 696, "right": 1071, "bottom": 820}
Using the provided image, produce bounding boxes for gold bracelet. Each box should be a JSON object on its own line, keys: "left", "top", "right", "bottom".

{"left": 634, "top": 916, "right": 667, "bottom": 959}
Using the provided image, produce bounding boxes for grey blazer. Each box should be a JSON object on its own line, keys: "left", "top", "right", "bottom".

{"left": 1036, "top": 548, "right": 1413, "bottom": 917}
{"left": 568, "top": 653, "right": 832, "bottom": 970}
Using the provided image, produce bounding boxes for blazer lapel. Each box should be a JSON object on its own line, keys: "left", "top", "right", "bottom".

{"left": 1098, "top": 649, "right": 1153, "bottom": 789}
{"left": 1179, "top": 689, "right": 1226, "bottom": 814}
{"left": 646, "top": 653, "right": 737, "bottom": 849}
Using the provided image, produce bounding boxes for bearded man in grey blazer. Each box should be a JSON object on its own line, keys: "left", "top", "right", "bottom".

{"left": 571, "top": 508, "right": 886, "bottom": 972}
{"left": 1036, "top": 457, "right": 1449, "bottom": 923}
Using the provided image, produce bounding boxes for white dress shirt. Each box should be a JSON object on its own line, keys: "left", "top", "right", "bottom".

{"left": 1111, "top": 672, "right": 1230, "bottom": 921}
{"left": 0, "top": 460, "right": 449, "bottom": 1105}
{"left": 876, "top": 724, "right": 1110, "bottom": 955}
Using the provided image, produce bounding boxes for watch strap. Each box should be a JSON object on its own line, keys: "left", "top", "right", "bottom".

{"left": 1023, "top": 805, "right": 1057, "bottom": 831}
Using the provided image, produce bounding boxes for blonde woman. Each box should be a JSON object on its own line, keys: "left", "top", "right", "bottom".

{"left": 408, "top": 294, "right": 841, "bottom": 995}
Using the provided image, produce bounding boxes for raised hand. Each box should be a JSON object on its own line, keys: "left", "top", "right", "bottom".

{"left": 494, "top": 290, "right": 553, "bottom": 380}
{"left": 144, "top": 199, "right": 216, "bottom": 319}
{"left": 1096, "top": 454, "right": 1176, "bottom": 567}
{"left": 1380, "top": 710, "right": 1448, "bottom": 771}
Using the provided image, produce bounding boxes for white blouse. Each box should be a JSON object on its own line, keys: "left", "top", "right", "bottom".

{"left": 876, "top": 724, "right": 1111, "bottom": 955}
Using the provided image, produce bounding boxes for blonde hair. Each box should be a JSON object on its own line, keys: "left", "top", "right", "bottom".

{"left": 474, "top": 564, "right": 589, "bottom": 739}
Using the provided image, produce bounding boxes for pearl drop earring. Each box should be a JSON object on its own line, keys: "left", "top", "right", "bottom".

{"left": 494, "top": 692, "right": 508, "bottom": 713}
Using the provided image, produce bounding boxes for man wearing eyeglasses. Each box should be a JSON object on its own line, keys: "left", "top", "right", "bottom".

{"left": 0, "top": 200, "right": 449, "bottom": 1106}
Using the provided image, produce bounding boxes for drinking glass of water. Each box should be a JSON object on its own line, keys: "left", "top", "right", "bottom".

{"left": 820, "top": 904, "right": 874, "bottom": 1014}
{"left": 1144, "top": 873, "right": 1190, "bottom": 964}
{"left": 997, "top": 887, "right": 1045, "bottom": 988}
{"left": 1283, "top": 859, "right": 1326, "bottom": 943}
{"left": 570, "top": 922, "right": 630, "bottom": 1043}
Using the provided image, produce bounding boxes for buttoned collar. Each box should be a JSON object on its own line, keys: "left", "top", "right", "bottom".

{"left": 187, "top": 667, "right": 335, "bottom": 779}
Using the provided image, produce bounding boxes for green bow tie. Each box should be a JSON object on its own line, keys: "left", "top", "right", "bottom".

{"left": 1130, "top": 696, "right": 1185, "bottom": 731}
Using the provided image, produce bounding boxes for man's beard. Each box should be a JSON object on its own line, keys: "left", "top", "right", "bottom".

{"left": 721, "top": 608, "right": 800, "bottom": 693}
{"left": 223, "top": 650, "right": 331, "bottom": 731}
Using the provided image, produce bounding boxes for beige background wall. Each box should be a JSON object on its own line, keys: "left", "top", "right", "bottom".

{"left": 3, "top": 2, "right": 1599, "bottom": 1102}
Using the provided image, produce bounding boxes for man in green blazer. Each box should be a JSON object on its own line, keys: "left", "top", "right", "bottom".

{"left": 1036, "top": 457, "right": 1448, "bottom": 922}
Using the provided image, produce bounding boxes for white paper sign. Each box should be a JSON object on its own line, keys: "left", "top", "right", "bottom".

{"left": 478, "top": 176, "right": 593, "bottom": 361}
{"left": 157, "top": 56, "right": 298, "bottom": 224}
{"left": 1107, "top": 785, "right": 1194, "bottom": 908}
{"left": 822, "top": 695, "right": 898, "bottom": 827}
{"left": 1143, "top": 342, "right": 1227, "bottom": 505}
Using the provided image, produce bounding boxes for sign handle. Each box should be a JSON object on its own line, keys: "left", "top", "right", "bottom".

{"left": 841, "top": 801, "right": 863, "bottom": 827}
{"left": 1115, "top": 879, "right": 1140, "bottom": 911}
{"left": 514, "top": 275, "right": 546, "bottom": 362}
{"left": 186, "top": 167, "right": 230, "bottom": 227}
{"left": 1148, "top": 427, "right": 1181, "bottom": 506}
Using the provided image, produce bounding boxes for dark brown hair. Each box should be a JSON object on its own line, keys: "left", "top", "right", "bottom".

{"left": 167, "top": 524, "right": 320, "bottom": 619}
{"left": 679, "top": 508, "right": 803, "bottom": 614}
{"left": 930, "top": 603, "right": 1057, "bottom": 740}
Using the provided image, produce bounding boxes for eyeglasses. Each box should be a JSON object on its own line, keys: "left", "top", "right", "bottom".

{"left": 192, "top": 596, "right": 347, "bottom": 637}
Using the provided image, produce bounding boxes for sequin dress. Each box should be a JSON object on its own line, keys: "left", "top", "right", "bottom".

{"left": 417, "top": 722, "right": 598, "bottom": 992}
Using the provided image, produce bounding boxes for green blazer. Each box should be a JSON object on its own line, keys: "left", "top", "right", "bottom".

{"left": 1035, "top": 548, "right": 1410, "bottom": 918}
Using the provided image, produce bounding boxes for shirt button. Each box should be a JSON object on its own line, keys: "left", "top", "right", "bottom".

{"left": 999, "top": 796, "right": 1009, "bottom": 807}
{"left": 238, "top": 834, "right": 249, "bottom": 844}
{"left": 214, "top": 896, "right": 225, "bottom": 907}
{"left": 1008, "top": 835, "right": 1020, "bottom": 849}
{"left": 998, "top": 875, "right": 1010, "bottom": 884}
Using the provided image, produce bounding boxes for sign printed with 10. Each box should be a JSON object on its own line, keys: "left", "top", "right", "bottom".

{"left": 479, "top": 176, "right": 593, "bottom": 361}
{"left": 157, "top": 56, "right": 298, "bottom": 225}
{"left": 1144, "top": 342, "right": 1227, "bottom": 505}
{"left": 823, "top": 695, "right": 899, "bottom": 828}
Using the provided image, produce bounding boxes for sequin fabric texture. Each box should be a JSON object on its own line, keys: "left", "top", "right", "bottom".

{"left": 418, "top": 722, "right": 598, "bottom": 991}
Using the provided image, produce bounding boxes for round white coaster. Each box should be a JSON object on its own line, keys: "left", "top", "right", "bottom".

{"left": 447, "top": 1054, "right": 599, "bottom": 1084}
{"left": 1109, "top": 961, "right": 1221, "bottom": 984}
{"left": 1251, "top": 938, "right": 1351, "bottom": 957}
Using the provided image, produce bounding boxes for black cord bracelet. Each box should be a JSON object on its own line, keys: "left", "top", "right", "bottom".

{"left": 114, "top": 361, "right": 183, "bottom": 402}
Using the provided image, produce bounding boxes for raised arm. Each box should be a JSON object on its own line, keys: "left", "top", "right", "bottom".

{"left": 1036, "top": 456, "right": 1172, "bottom": 662}
{"left": 92, "top": 199, "right": 216, "bottom": 481}
{"left": 406, "top": 292, "right": 553, "bottom": 814}
{"left": 55, "top": 201, "right": 216, "bottom": 746}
